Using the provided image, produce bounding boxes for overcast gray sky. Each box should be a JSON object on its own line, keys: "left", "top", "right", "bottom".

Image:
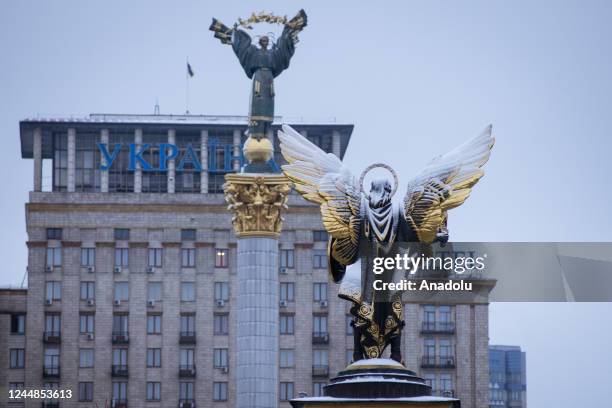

{"left": 1, "top": 1, "right": 611, "bottom": 406}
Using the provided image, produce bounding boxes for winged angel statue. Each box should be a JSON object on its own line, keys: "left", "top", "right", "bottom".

{"left": 279, "top": 125, "right": 494, "bottom": 363}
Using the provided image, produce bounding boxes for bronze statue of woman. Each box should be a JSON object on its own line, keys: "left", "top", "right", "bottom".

{"left": 210, "top": 10, "right": 307, "bottom": 140}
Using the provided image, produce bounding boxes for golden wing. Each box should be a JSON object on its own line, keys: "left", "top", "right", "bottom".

{"left": 404, "top": 125, "right": 495, "bottom": 243}
{"left": 278, "top": 124, "right": 362, "bottom": 269}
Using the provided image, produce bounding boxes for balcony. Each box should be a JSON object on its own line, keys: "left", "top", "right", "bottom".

{"left": 432, "top": 389, "right": 455, "bottom": 398}
{"left": 179, "top": 399, "right": 195, "bottom": 408}
{"left": 111, "top": 364, "right": 129, "bottom": 377}
{"left": 421, "top": 321, "right": 455, "bottom": 334}
{"left": 41, "top": 402, "right": 60, "bottom": 408}
{"left": 312, "top": 331, "right": 329, "bottom": 344}
{"left": 112, "top": 331, "right": 129, "bottom": 344}
{"left": 312, "top": 365, "right": 329, "bottom": 377}
{"left": 179, "top": 331, "right": 196, "bottom": 345}
{"left": 179, "top": 365, "right": 196, "bottom": 378}
{"left": 43, "top": 365, "right": 60, "bottom": 378}
{"left": 421, "top": 355, "right": 456, "bottom": 369}
{"left": 111, "top": 400, "right": 128, "bottom": 408}
{"left": 43, "top": 331, "right": 61, "bottom": 344}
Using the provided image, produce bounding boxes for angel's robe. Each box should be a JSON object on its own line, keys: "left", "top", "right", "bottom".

{"left": 232, "top": 27, "right": 296, "bottom": 139}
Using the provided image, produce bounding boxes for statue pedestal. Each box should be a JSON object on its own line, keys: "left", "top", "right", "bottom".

{"left": 290, "top": 359, "right": 459, "bottom": 408}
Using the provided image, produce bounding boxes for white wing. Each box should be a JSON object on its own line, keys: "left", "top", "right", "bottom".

{"left": 278, "top": 124, "right": 361, "bottom": 266}
{"left": 404, "top": 125, "right": 495, "bottom": 243}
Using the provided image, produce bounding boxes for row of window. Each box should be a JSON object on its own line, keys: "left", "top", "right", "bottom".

{"left": 45, "top": 280, "right": 330, "bottom": 304}
{"left": 45, "top": 246, "right": 330, "bottom": 270}
{"left": 45, "top": 228, "right": 328, "bottom": 243}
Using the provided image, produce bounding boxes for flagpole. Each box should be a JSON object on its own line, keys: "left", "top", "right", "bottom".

{"left": 185, "top": 57, "right": 189, "bottom": 114}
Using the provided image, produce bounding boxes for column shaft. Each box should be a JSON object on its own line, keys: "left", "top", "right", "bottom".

{"left": 236, "top": 237, "right": 279, "bottom": 408}
{"left": 33, "top": 128, "right": 42, "bottom": 192}
{"left": 168, "top": 129, "right": 176, "bottom": 193}
{"left": 200, "top": 130, "right": 208, "bottom": 193}
{"left": 67, "top": 128, "right": 76, "bottom": 192}
{"left": 332, "top": 130, "right": 342, "bottom": 158}
{"left": 134, "top": 129, "right": 143, "bottom": 193}
{"left": 233, "top": 129, "right": 242, "bottom": 171}
{"left": 100, "top": 129, "right": 109, "bottom": 193}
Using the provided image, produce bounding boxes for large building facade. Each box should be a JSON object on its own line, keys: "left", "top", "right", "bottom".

{"left": 489, "top": 345, "right": 527, "bottom": 408}
{"left": 2, "top": 113, "right": 491, "bottom": 408}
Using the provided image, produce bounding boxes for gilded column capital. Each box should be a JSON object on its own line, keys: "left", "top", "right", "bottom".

{"left": 223, "top": 173, "right": 291, "bottom": 238}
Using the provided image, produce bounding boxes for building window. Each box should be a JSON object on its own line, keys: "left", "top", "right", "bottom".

{"left": 79, "top": 349, "right": 94, "bottom": 368}
{"left": 215, "top": 249, "right": 228, "bottom": 268}
{"left": 147, "top": 282, "right": 162, "bottom": 302}
{"left": 10, "top": 314, "right": 25, "bottom": 334}
{"left": 9, "top": 349, "right": 25, "bottom": 368}
{"left": 280, "top": 382, "right": 294, "bottom": 401}
{"left": 147, "top": 314, "right": 162, "bottom": 334}
{"left": 9, "top": 383, "right": 24, "bottom": 392}
{"left": 424, "top": 338, "right": 436, "bottom": 358}
{"left": 313, "top": 382, "right": 326, "bottom": 397}
{"left": 313, "top": 349, "right": 329, "bottom": 369}
{"left": 114, "top": 228, "right": 130, "bottom": 240}
{"left": 79, "top": 313, "right": 94, "bottom": 334}
{"left": 214, "top": 282, "right": 229, "bottom": 302}
{"left": 147, "top": 382, "right": 161, "bottom": 401}
{"left": 80, "top": 282, "right": 95, "bottom": 301}
{"left": 280, "top": 349, "right": 295, "bottom": 368}
{"left": 180, "top": 382, "right": 194, "bottom": 401}
{"left": 113, "top": 348, "right": 127, "bottom": 369}
{"left": 439, "top": 339, "right": 453, "bottom": 359}
{"left": 213, "top": 382, "right": 228, "bottom": 401}
{"left": 114, "top": 248, "right": 129, "bottom": 267}
{"left": 313, "top": 315, "right": 328, "bottom": 336}
{"left": 80, "top": 248, "right": 95, "bottom": 267}
{"left": 112, "top": 382, "right": 127, "bottom": 402}
{"left": 214, "top": 348, "right": 228, "bottom": 368}
{"left": 280, "top": 282, "right": 295, "bottom": 302}
{"left": 112, "top": 314, "right": 128, "bottom": 335}
{"left": 439, "top": 373, "right": 453, "bottom": 392}
{"left": 346, "top": 349, "right": 353, "bottom": 366}
{"left": 148, "top": 248, "right": 163, "bottom": 267}
{"left": 181, "top": 282, "right": 196, "bottom": 302}
{"left": 280, "top": 314, "right": 295, "bottom": 334}
{"left": 46, "top": 228, "right": 63, "bottom": 240}
{"left": 313, "top": 250, "right": 327, "bottom": 269}
{"left": 280, "top": 249, "right": 294, "bottom": 268}
{"left": 46, "top": 281, "right": 61, "bottom": 301}
{"left": 180, "top": 348, "right": 194, "bottom": 368}
{"left": 424, "top": 374, "right": 435, "bottom": 390}
{"left": 313, "top": 282, "right": 328, "bottom": 301}
{"left": 147, "top": 348, "right": 162, "bottom": 367}
{"left": 346, "top": 315, "right": 353, "bottom": 335}
{"left": 45, "top": 314, "right": 61, "bottom": 335}
{"left": 181, "top": 314, "right": 195, "bottom": 334}
{"left": 44, "top": 348, "right": 59, "bottom": 372}
{"left": 114, "top": 282, "right": 129, "bottom": 302}
{"left": 214, "top": 314, "right": 229, "bottom": 335}
{"left": 181, "top": 229, "right": 196, "bottom": 241}
{"left": 181, "top": 248, "right": 196, "bottom": 267}
{"left": 313, "top": 230, "right": 328, "bottom": 242}
{"left": 46, "top": 247, "right": 62, "bottom": 267}
{"left": 75, "top": 133, "right": 101, "bottom": 192}
{"left": 78, "top": 382, "right": 93, "bottom": 401}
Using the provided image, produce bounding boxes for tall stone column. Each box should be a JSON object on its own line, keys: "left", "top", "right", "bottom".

{"left": 224, "top": 137, "right": 291, "bottom": 408}
{"left": 33, "top": 128, "right": 42, "bottom": 192}
{"left": 100, "top": 129, "right": 109, "bottom": 193}
{"left": 67, "top": 128, "right": 76, "bottom": 192}
{"left": 332, "top": 129, "right": 342, "bottom": 158}
{"left": 233, "top": 129, "right": 242, "bottom": 171}
{"left": 168, "top": 129, "right": 176, "bottom": 193}
{"left": 134, "top": 129, "right": 143, "bottom": 193}
{"left": 200, "top": 130, "right": 209, "bottom": 193}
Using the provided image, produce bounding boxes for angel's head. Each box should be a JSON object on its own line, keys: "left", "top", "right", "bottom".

{"left": 258, "top": 36, "right": 269, "bottom": 49}
{"left": 369, "top": 178, "right": 393, "bottom": 209}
